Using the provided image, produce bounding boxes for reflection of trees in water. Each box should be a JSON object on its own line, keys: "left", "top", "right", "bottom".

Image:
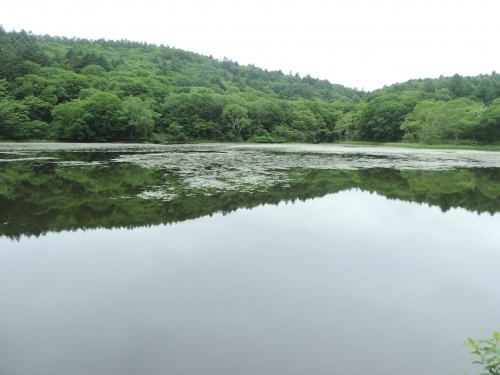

{"left": 1, "top": 157, "right": 500, "bottom": 239}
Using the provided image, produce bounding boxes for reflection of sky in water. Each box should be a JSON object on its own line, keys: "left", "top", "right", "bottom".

{"left": 1, "top": 190, "right": 499, "bottom": 375}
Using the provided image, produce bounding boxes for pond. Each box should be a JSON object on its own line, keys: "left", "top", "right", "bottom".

{"left": 1, "top": 143, "right": 499, "bottom": 375}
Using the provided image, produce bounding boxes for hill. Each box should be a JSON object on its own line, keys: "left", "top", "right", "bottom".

{"left": 1, "top": 27, "right": 499, "bottom": 144}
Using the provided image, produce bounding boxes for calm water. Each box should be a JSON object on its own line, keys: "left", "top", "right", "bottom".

{"left": 1, "top": 143, "right": 499, "bottom": 375}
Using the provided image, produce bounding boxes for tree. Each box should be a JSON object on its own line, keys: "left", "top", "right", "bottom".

{"left": 81, "top": 92, "right": 125, "bottom": 141}
{"left": 0, "top": 45, "right": 23, "bottom": 81}
{"left": 423, "top": 80, "right": 435, "bottom": 93}
{"left": 168, "top": 122, "right": 184, "bottom": 142}
{"left": 223, "top": 104, "right": 248, "bottom": 136}
{"left": 401, "top": 99, "right": 481, "bottom": 143}
{"left": 250, "top": 100, "right": 284, "bottom": 132}
{"left": 51, "top": 100, "right": 92, "bottom": 141}
{"left": 13, "top": 74, "right": 58, "bottom": 105}
{"left": 123, "top": 96, "right": 156, "bottom": 139}
{"left": 52, "top": 92, "right": 125, "bottom": 141}
{"left": 118, "top": 78, "right": 150, "bottom": 97}
{"left": 170, "top": 56, "right": 183, "bottom": 72}
{"left": 445, "top": 73, "right": 473, "bottom": 98}
{"left": 207, "top": 121, "right": 222, "bottom": 140}
{"left": 0, "top": 97, "right": 29, "bottom": 139}
{"left": 358, "top": 92, "right": 425, "bottom": 141}
{"left": 80, "top": 64, "right": 107, "bottom": 77}
{"left": 334, "top": 112, "right": 358, "bottom": 141}
{"left": 475, "top": 77, "right": 496, "bottom": 104}
{"left": 434, "top": 88, "right": 454, "bottom": 101}
{"left": 21, "top": 96, "right": 53, "bottom": 122}
{"left": 14, "top": 120, "right": 50, "bottom": 140}
{"left": 477, "top": 98, "right": 500, "bottom": 143}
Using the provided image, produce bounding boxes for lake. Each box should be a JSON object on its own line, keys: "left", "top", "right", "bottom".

{"left": 1, "top": 143, "right": 499, "bottom": 375}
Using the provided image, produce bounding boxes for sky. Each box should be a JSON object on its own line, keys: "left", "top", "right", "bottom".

{"left": 2, "top": 0, "right": 499, "bottom": 91}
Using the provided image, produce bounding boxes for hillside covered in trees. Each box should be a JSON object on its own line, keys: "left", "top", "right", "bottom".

{"left": 1, "top": 27, "right": 500, "bottom": 144}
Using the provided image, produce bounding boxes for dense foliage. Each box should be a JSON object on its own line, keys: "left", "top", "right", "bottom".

{"left": 1, "top": 27, "right": 500, "bottom": 144}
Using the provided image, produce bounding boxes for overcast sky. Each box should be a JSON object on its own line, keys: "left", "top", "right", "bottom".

{"left": 2, "top": 0, "right": 499, "bottom": 91}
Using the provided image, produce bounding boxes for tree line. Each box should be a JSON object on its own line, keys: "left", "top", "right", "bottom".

{"left": 1, "top": 27, "right": 500, "bottom": 144}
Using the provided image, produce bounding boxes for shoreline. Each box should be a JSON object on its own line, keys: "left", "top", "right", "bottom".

{"left": 2, "top": 139, "right": 500, "bottom": 152}
{"left": 337, "top": 141, "right": 500, "bottom": 152}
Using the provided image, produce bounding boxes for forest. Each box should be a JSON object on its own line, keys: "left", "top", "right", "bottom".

{"left": 1, "top": 26, "right": 500, "bottom": 144}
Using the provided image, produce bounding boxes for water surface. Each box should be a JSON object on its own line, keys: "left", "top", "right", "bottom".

{"left": 1, "top": 143, "right": 499, "bottom": 375}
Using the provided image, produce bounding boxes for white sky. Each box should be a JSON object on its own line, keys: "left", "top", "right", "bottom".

{"left": 2, "top": 0, "right": 499, "bottom": 91}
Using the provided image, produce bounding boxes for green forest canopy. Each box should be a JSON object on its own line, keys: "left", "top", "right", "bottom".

{"left": 1, "top": 27, "right": 500, "bottom": 144}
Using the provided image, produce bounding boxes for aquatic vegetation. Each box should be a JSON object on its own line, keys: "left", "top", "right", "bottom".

{"left": 111, "top": 144, "right": 500, "bottom": 195}
{"left": 1, "top": 144, "right": 500, "bottom": 238}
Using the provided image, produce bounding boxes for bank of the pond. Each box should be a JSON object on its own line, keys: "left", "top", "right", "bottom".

{"left": 3, "top": 139, "right": 500, "bottom": 152}
{"left": 338, "top": 141, "right": 500, "bottom": 152}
